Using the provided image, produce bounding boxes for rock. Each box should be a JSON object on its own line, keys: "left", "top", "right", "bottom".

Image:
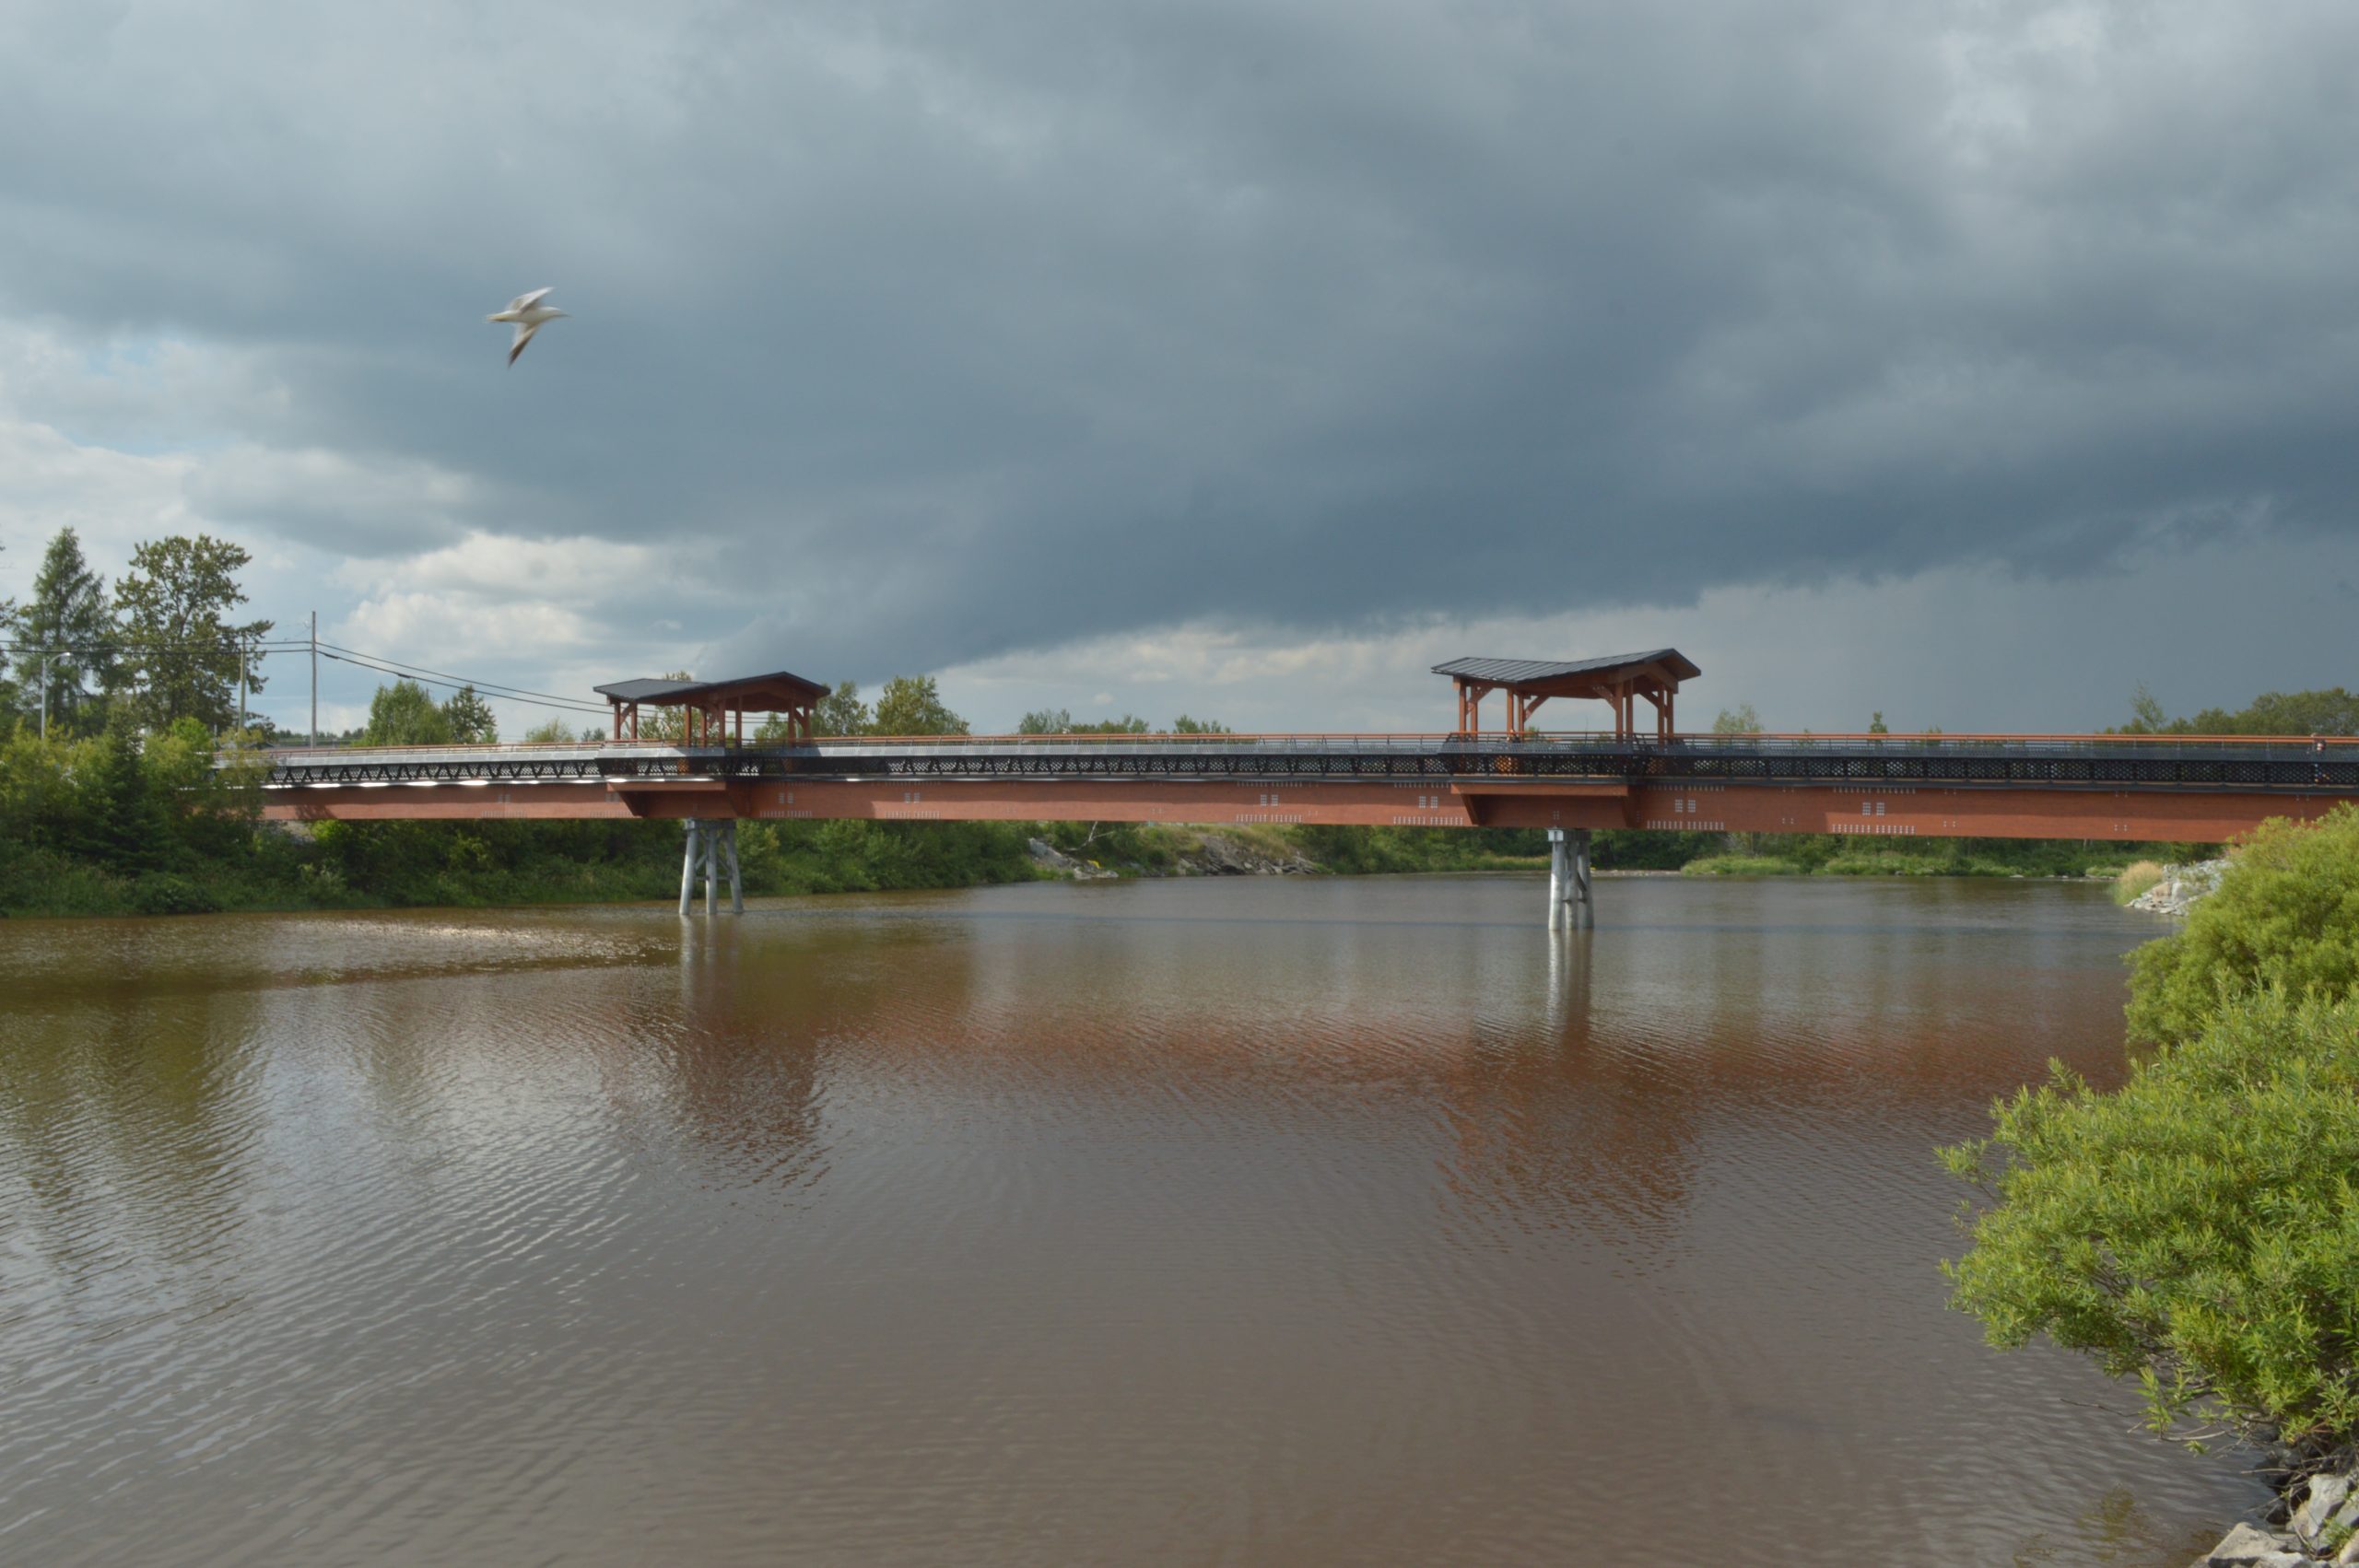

{"left": 2338, "top": 1530, "right": 2359, "bottom": 1566}
{"left": 2134, "top": 857, "right": 2234, "bottom": 918}
{"left": 1180, "top": 833, "right": 1317, "bottom": 877}
{"left": 2198, "top": 1521, "right": 2308, "bottom": 1566}
{"left": 1025, "top": 837, "right": 1117, "bottom": 881}
{"left": 2294, "top": 1474, "right": 2353, "bottom": 1546}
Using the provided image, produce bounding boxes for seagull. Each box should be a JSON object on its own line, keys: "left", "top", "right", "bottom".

{"left": 487, "top": 287, "right": 569, "bottom": 366}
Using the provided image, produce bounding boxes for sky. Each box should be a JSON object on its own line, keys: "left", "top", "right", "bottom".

{"left": 1, "top": 0, "right": 2354, "bottom": 738}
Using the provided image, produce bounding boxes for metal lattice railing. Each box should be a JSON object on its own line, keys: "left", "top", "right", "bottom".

{"left": 243, "top": 731, "right": 2359, "bottom": 793}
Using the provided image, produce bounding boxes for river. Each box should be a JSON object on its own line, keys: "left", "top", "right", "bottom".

{"left": 0, "top": 875, "right": 2267, "bottom": 1564}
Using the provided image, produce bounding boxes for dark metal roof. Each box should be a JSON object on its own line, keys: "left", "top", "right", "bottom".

{"left": 594, "top": 677, "right": 708, "bottom": 703}
{"left": 1431, "top": 649, "right": 1700, "bottom": 685}
{"left": 594, "top": 669, "right": 829, "bottom": 706}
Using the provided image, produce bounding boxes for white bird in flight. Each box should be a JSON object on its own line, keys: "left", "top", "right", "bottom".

{"left": 487, "top": 287, "right": 569, "bottom": 366}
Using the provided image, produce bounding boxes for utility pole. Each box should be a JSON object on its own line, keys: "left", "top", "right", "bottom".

{"left": 236, "top": 635, "right": 248, "bottom": 736}
{"left": 39, "top": 648, "right": 49, "bottom": 742}
{"left": 310, "top": 610, "right": 318, "bottom": 746}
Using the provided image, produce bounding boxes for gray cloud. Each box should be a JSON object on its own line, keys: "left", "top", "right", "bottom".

{"left": 3, "top": 0, "right": 2356, "bottom": 696}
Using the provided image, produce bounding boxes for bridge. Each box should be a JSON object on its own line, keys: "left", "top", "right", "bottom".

{"left": 252, "top": 651, "right": 2359, "bottom": 922}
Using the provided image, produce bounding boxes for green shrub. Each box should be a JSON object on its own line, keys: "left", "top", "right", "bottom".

{"left": 2127, "top": 805, "right": 2359, "bottom": 1046}
{"left": 1942, "top": 989, "right": 2359, "bottom": 1453}
{"left": 129, "top": 872, "right": 221, "bottom": 916}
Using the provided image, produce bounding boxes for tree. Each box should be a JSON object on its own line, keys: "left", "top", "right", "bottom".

{"left": 74, "top": 710, "right": 165, "bottom": 868}
{"left": 1027, "top": 711, "right": 1148, "bottom": 734}
{"left": 870, "top": 674, "right": 968, "bottom": 736}
{"left": 18, "top": 528, "right": 115, "bottom": 734}
{"left": 522, "top": 717, "right": 580, "bottom": 743}
{"left": 361, "top": 680, "right": 454, "bottom": 746}
{"left": 1942, "top": 989, "right": 2359, "bottom": 1455}
{"left": 2126, "top": 804, "right": 2359, "bottom": 1047}
{"left": 2118, "top": 685, "right": 2177, "bottom": 735}
{"left": 0, "top": 543, "right": 16, "bottom": 730}
{"left": 2114, "top": 685, "right": 2359, "bottom": 738}
{"left": 1711, "top": 704, "right": 1763, "bottom": 735}
{"left": 812, "top": 681, "right": 871, "bottom": 738}
{"left": 1943, "top": 813, "right": 2359, "bottom": 1458}
{"left": 113, "top": 534, "right": 271, "bottom": 731}
{"left": 633, "top": 671, "right": 696, "bottom": 742}
{"left": 1172, "top": 715, "right": 1230, "bottom": 734}
{"left": 2189, "top": 688, "right": 2359, "bottom": 737}
{"left": 1868, "top": 711, "right": 1889, "bottom": 734}
{"left": 442, "top": 685, "right": 498, "bottom": 743}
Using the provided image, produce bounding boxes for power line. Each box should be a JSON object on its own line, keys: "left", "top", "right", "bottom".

{"left": 6, "top": 625, "right": 616, "bottom": 720}
{"left": 311, "top": 642, "right": 607, "bottom": 710}
{"left": 313, "top": 649, "right": 609, "bottom": 715}
{"left": 0, "top": 638, "right": 308, "bottom": 654}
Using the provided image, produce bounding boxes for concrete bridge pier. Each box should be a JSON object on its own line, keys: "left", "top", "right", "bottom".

{"left": 1547, "top": 828, "right": 1593, "bottom": 929}
{"left": 679, "top": 819, "right": 745, "bottom": 918}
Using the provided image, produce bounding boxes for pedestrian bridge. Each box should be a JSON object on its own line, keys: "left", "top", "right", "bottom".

{"left": 257, "top": 728, "right": 2359, "bottom": 837}
{"left": 248, "top": 649, "right": 2359, "bottom": 920}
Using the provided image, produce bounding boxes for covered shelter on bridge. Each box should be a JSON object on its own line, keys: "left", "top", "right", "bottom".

{"left": 594, "top": 670, "right": 828, "bottom": 745}
{"left": 1434, "top": 649, "right": 1701, "bottom": 740}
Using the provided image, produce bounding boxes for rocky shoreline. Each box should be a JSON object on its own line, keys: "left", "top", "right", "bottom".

{"left": 1026, "top": 831, "right": 1318, "bottom": 881}
{"left": 2130, "top": 858, "right": 2232, "bottom": 917}
{"left": 2195, "top": 1459, "right": 2359, "bottom": 1565}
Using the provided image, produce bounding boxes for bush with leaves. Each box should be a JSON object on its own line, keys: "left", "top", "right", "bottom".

{"left": 1942, "top": 989, "right": 2359, "bottom": 1455}
{"left": 2127, "top": 803, "right": 2359, "bottom": 1046}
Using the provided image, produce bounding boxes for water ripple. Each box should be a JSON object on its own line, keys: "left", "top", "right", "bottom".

{"left": 0, "top": 880, "right": 2265, "bottom": 1564}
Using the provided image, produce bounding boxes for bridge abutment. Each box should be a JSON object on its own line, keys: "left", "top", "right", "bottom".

{"left": 1547, "top": 827, "right": 1593, "bottom": 929}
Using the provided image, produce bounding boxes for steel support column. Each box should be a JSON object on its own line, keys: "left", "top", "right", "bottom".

{"left": 1571, "top": 827, "right": 1593, "bottom": 928}
{"left": 703, "top": 822, "right": 718, "bottom": 916}
{"left": 1548, "top": 827, "right": 1594, "bottom": 928}
{"left": 1548, "top": 828, "right": 1567, "bottom": 929}
{"left": 680, "top": 818, "right": 744, "bottom": 917}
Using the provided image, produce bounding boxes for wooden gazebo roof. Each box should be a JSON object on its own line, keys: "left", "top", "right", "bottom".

{"left": 594, "top": 669, "right": 828, "bottom": 745}
{"left": 1434, "top": 649, "right": 1700, "bottom": 739}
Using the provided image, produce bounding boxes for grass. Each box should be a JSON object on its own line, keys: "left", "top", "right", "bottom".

{"left": 1682, "top": 854, "right": 1802, "bottom": 876}
{"left": 2113, "top": 860, "right": 2168, "bottom": 906}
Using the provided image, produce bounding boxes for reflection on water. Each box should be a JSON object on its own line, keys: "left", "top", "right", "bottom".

{"left": 0, "top": 877, "right": 2258, "bottom": 1565}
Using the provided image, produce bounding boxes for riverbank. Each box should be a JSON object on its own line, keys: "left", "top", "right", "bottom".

{"left": 2, "top": 815, "right": 2219, "bottom": 920}
{"left": 0, "top": 820, "right": 1555, "bottom": 920}
{"left": 1681, "top": 840, "right": 2210, "bottom": 881}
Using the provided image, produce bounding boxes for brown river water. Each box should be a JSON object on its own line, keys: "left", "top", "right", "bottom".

{"left": 0, "top": 875, "right": 2268, "bottom": 1565}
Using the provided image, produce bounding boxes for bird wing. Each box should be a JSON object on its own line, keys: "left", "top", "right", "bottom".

{"left": 508, "top": 322, "right": 540, "bottom": 366}
{"left": 507, "top": 286, "right": 554, "bottom": 313}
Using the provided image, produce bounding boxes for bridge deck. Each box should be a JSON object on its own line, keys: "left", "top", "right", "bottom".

{"left": 259, "top": 731, "right": 2359, "bottom": 790}
{"left": 250, "top": 732, "right": 2359, "bottom": 843}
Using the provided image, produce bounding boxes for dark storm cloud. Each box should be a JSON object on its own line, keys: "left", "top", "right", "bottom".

{"left": 5, "top": 0, "right": 2357, "bottom": 682}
